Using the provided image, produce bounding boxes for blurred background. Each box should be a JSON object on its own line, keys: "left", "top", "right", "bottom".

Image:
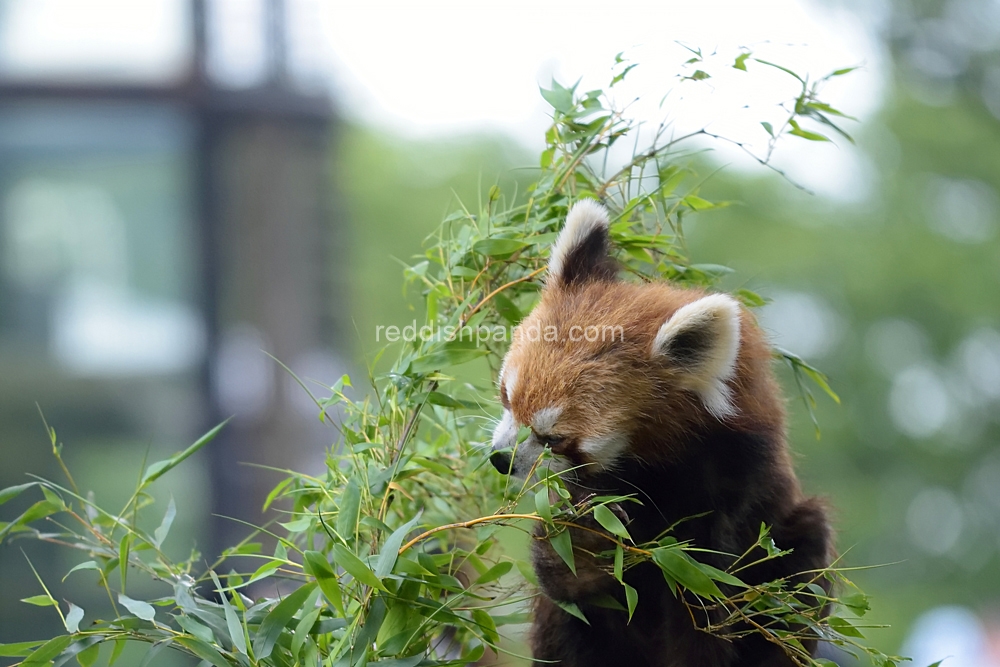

{"left": 1, "top": 1, "right": 998, "bottom": 665}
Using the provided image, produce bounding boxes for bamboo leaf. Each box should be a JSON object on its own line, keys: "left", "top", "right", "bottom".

{"left": 64, "top": 603, "right": 84, "bottom": 633}
{"left": 375, "top": 513, "right": 422, "bottom": 578}
{"left": 593, "top": 505, "right": 631, "bottom": 541}
{"left": 332, "top": 544, "right": 387, "bottom": 592}
{"left": 252, "top": 582, "right": 318, "bottom": 659}
{"left": 549, "top": 529, "right": 576, "bottom": 575}
{"left": 118, "top": 594, "right": 156, "bottom": 622}
{"left": 141, "top": 420, "right": 229, "bottom": 487}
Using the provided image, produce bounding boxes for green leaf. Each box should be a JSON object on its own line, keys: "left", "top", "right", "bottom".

{"left": 828, "top": 615, "right": 865, "bottom": 638}
{"left": 140, "top": 420, "right": 228, "bottom": 487}
{"left": 138, "top": 640, "right": 171, "bottom": 667}
{"left": 0, "top": 482, "right": 37, "bottom": 506}
{"left": 650, "top": 547, "right": 723, "bottom": 599}
{"left": 492, "top": 292, "right": 523, "bottom": 325}
{"left": 118, "top": 594, "right": 156, "bottom": 622}
{"left": 21, "top": 595, "right": 57, "bottom": 607}
{"left": 593, "top": 505, "right": 631, "bottom": 541}
{"left": 841, "top": 591, "right": 870, "bottom": 617}
{"left": 76, "top": 642, "right": 100, "bottom": 667}
{"left": 337, "top": 479, "right": 361, "bottom": 540}
{"left": 153, "top": 496, "right": 176, "bottom": 547}
{"left": 540, "top": 80, "right": 574, "bottom": 114}
{"left": 553, "top": 600, "right": 589, "bottom": 624}
{"left": 0, "top": 499, "right": 62, "bottom": 542}
{"left": 175, "top": 637, "right": 232, "bottom": 667}
{"left": 735, "top": 289, "right": 769, "bottom": 308}
{"left": 119, "top": 533, "right": 131, "bottom": 592}
{"left": 108, "top": 639, "right": 125, "bottom": 666}
{"left": 549, "top": 529, "right": 576, "bottom": 575}
{"left": 291, "top": 606, "right": 321, "bottom": 659}
{"left": 409, "top": 347, "right": 489, "bottom": 374}
{"left": 624, "top": 583, "right": 638, "bottom": 621}
{"left": 472, "top": 238, "right": 528, "bottom": 258}
{"left": 332, "top": 544, "right": 387, "bottom": 591}
{"left": 279, "top": 517, "right": 311, "bottom": 532}
{"left": 65, "top": 603, "right": 84, "bottom": 633}
{"left": 828, "top": 65, "right": 860, "bottom": 77}
{"left": 375, "top": 514, "right": 422, "bottom": 578}
{"left": 21, "top": 635, "right": 73, "bottom": 666}
{"left": 244, "top": 560, "right": 282, "bottom": 587}
{"left": 472, "top": 608, "right": 499, "bottom": 645}
{"left": 698, "top": 563, "right": 747, "bottom": 588}
{"left": 175, "top": 614, "right": 215, "bottom": 644}
{"left": 209, "top": 572, "right": 246, "bottom": 655}
{"left": 516, "top": 559, "right": 538, "bottom": 587}
{"left": 787, "top": 119, "right": 830, "bottom": 142}
{"left": 733, "top": 52, "right": 751, "bottom": 71}
{"left": 252, "top": 581, "right": 318, "bottom": 659}
{"left": 303, "top": 551, "right": 346, "bottom": 617}
{"left": 761, "top": 121, "right": 774, "bottom": 137}
{"left": 0, "top": 640, "right": 45, "bottom": 657}
{"left": 474, "top": 561, "right": 512, "bottom": 585}
{"left": 753, "top": 58, "right": 804, "bottom": 83}
{"left": 534, "top": 489, "right": 552, "bottom": 524}
{"left": 614, "top": 544, "right": 623, "bottom": 582}
{"left": 683, "top": 195, "right": 716, "bottom": 211}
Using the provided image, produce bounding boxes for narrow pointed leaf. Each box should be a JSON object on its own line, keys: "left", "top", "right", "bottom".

{"left": 153, "top": 497, "right": 176, "bottom": 547}
{"left": 141, "top": 420, "right": 229, "bottom": 487}
{"left": 332, "top": 544, "right": 386, "bottom": 591}
{"left": 375, "top": 514, "right": 421, "bottom": 578}
{"left": 0, "top": 482, "right": 37, "bottom": 506}
{"left": 303, "top": 550, "right": 346, "bottom": 617}
{"left": 252, "top": 581, "right": 318, "bottom": 659}
{"left": 624, "top": 583, "right": 638, "bottom": 622}
{"left": 593, "top": 505, "right": 631, "bottom": 541}
{"left": 209, "top": 572, "right": 246, "bottom": 655}
{"left": 549, "top": 529, "right": 576, "bottom": 575}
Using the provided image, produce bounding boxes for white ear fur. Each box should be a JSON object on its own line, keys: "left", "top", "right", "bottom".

{"left": 652, "top": 294, "right": 742, "bottom": 419}
{"left": 548, "top": 199, "right": 610, "bottom": 283}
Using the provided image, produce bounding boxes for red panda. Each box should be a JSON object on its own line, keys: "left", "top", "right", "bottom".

{"left": 489, "top": 200, "right": 834, "bottom": 667}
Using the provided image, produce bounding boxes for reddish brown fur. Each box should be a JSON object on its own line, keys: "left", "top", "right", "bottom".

{"left": 506, "top": 281, "right": 795, "bottom": 476}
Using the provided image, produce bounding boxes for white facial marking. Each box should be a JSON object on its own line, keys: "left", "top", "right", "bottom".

{"left": 504, "top": 366, "right": 518, "bottom": 403}
{"left": 652, "top": 293, "right": 742, "bottom": 420}
{"left": 579, "top": 431, "right": 629, "bottom": 468}
{"left": 531, "top": 405, "right": 563, "bottom": 434}
{"left": 492, "top": 409, "right": 516, "bottom": 450}
{"left": 548, "top": 200, "right": 609, "bottom": 283}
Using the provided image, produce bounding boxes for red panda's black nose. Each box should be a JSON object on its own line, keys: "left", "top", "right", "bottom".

{"left": 490, "top": 451, "right": 512, "bottom": 475}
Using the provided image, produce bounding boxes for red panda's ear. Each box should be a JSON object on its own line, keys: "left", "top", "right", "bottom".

{"left": 651, "top": 294, "right": 742, "bottom": 419}
{"left": 547, "top": 200, "right": 618, "bottom": 288}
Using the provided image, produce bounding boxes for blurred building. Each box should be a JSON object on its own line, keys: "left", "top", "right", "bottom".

{"left": 0, "top": 0, "right": 345, "bottom": 642}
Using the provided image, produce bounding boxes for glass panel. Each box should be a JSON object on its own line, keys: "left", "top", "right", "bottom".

{"left": 0, "top": 101, "right": 204, "bottom": 377}
{"left": 206, "top": 0, "right": 268, "bottom": 88}
{"left": 0, "top": 0, "right": 190, "bottom": 83}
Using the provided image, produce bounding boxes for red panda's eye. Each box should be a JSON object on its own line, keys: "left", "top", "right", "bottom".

{"left": 536, "top": 434, "right": 566, "bottom": 449}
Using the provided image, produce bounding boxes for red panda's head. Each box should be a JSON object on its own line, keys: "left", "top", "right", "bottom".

{"left": 489, "top": 200, "right": 773, "bottom": 479}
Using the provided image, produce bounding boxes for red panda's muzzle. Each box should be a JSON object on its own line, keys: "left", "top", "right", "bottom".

{"left": 489, "top": 450, "right": 513, "bottom": 475}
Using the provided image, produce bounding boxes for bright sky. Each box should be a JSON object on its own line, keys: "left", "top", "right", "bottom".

{"left": 0, "top": 0, "right": 886, "bottom": 198}
{"left": 319, "top": 0, "right": 887, "bottom": 199}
